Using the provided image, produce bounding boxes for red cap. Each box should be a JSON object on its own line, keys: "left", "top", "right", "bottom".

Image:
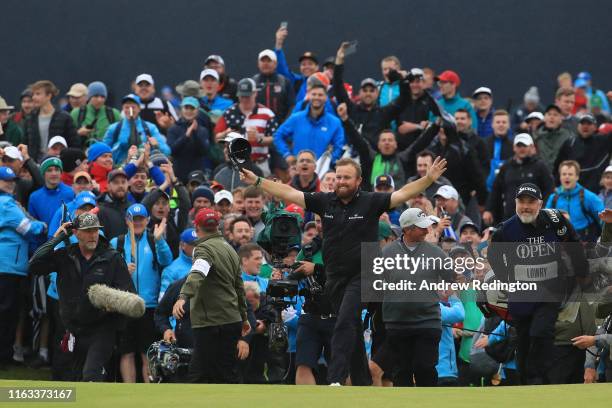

{"left": 194, "top": 208, "right": 220, "bottom": 228}
{"left": 436, "top": 70, "right": 461, "bottom": 87}
{"left": 285, "top": 204, "right": 305, "bottom": 219}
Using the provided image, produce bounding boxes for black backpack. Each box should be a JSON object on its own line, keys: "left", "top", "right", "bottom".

{"left": 116, "top": 231, "right": 159, "bottom": 271}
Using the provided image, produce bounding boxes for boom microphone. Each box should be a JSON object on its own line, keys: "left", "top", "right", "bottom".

{"left": 88, "top": 284, "right": 145, "bottom": 318}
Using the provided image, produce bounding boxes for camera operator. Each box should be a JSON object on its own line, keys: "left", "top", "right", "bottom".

{"left": 28, "top": 212, "right": 136, "bottom": 381}
{"left": 288, "top": 220, "right": 335, "bottom": 385}
{"left": 173, "top": 208, "right": 251, "bottom": 383}
{"left": 239, "top": 155, "right": 447, "bottom": 386}
{"left": 488, "top": 183, "right": 590, "bottom": 385}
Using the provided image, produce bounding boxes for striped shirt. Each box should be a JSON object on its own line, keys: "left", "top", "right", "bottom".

{"left": 215, "top": 103, "right": 279, "bottom": 162}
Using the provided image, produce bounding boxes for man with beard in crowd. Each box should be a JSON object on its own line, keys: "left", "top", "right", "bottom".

{"left": 239, "top": 155, "right": 447, "bottom": 386}
{"left": 97, "top": 168, "right": 131, "bottom": 240}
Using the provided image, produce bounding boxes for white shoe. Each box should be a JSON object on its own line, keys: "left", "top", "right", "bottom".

{"left": 329, "top": 382, "right": 341, "bottom": 386}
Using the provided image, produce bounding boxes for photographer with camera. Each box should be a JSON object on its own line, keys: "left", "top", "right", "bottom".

{"left": 239, "top": 155, "right": 447, "bottom": 386}
{"left": 288, "top": 219, "right": 335, "bottom": 385}
{"left": 173, "top": 208, "right": 251, "bottom": 383}
{"left": 28, "top": 212, "right": 136, "bottom": 381}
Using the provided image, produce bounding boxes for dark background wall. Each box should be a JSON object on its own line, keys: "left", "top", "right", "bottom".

{"left": 1, "top": 0, "right": 610, "bottom": 110}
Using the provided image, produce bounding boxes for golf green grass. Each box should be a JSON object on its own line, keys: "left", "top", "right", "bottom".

{"left": 0, "top": 380, "right": 610, "bottom": 408}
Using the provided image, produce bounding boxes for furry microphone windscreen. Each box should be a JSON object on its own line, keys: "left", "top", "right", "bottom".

{"left": 88, "top": 284, "right": 145, "bottom": 318}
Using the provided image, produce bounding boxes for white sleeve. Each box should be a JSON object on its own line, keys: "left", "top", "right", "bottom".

{"left": 191, "top": 258, "right": 211, "bottom": 277}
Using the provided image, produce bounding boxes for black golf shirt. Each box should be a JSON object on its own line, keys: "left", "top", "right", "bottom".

{"left": 304, "top": 190, "right": 391, "bottom": 280}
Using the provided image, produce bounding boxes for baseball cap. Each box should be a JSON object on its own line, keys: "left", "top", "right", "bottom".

{"left": 0, "top": 166, "right": 17, "bottom": 181}
{"left": 323, "top": 56, "right": 335, "bottom": 67}
{"left": 194, "top": 207, "right": 220, "bottom": 228}
{"left": 135, "top": 74, "right": 154, "bottom": 85}
{"left": 74, "top": 192, "right": 96, "bottom": 209}
{"left": 66, "top": 83, "right": 88, "bottom": 98}
{"left": 236, "top": 78, "right": 257, "bottom": 97}
{"left": 473, "top": 86, "right": 492, "bottom": 98}
{"left": 513, "top": 133, "right": 534, "bottom": 146}
{"left": 574, "top": 78, "right": 588, "bottom": 88}
{"left": 121, "top": 94, "right": 142, "bottom": 105}
{"left": 604, "top": 165, "right": 612, "bottom": 174}
{"left": 299, "top": 51, "right": 318, "bottom": 64}
{"left": 459, "top": 221, "right": 479, "bottom": 234}
{"left": 378, "top": 221, "right": 393, "bottom": 241}
{"left": 107, "top": 168, "right": 128, "bottom": 182}
{"left": 360, "top": 78, "right": 378, "bottom": 89}
{"left": 515, "top": 183, "right": 542, "bottom": 200}
{"left": 375, "top": 174, "right": 395, "bottom": 189}
{"left": 525, "top": 112, "right": 544, "bottom": 122}
{"left": 577, "top": 71, "right": 591, "bottom": 81}
{"left": 434, "top": 185, "right": 459, "bottom": 201}
{"left": 578, "top": 114, "right": 596, "bottom": 124}
{"left": 223, "top": 131, "right": 246, "bottom": 143}
{"left": 214, "top": 189, "right": 234, "bottom": 205}
{"left": 3, "top": 146, "right": 23, "bottom": 161}
{"left": 180, "top": 228, "right": 198, "bottom": 244}
{"left": 210, "top": 180, "right": 224, "bottom": 192}
{"left": 200, "top": 69, "right": 219, "bottom": 82}
{"left": 258, "top": 49, "right": 277, "bottom": 62}
{"left": 429, "top": 215, "right": 441, "bottom": 224}
{"left": 75, "top": 212, "right": 102, "bottom": 230}
{"left": 285, "top": 203, "right": 305, "bottom": 220}
{"left": 188, "top": 170, "right": 206, "bottom": 186}
{"left": 73, "top": 171, "right": 92, "bottom": 183}
{"left": 204, "top": 55, "right": 225, "bottom": 66}
{"left": 181, "top": 96, "right": 200, "bottom": 109}
{"left": 127, "top": 203, "right": 148, "bottom": 218}
{"left": 47, "top": 135, "right": 67, "bottom": 149}
{"left": 436, "top": 70, "right": 461, "bottom": 87}
{"left": 544, "top": 104, "right": 562, "bottom": 114}
{"left": 399, "top": 208, "right": 435, "bottom": 229}
{"left": 409, "top": 68, "right": 425, "bottom": 78}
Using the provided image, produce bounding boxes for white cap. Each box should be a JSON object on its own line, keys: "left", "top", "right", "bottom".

{"left": 4, "top": 146, "right": 23, "bottom": 161}
{"left": 434, "top": 185, "right": 459, "bottom": 201}
{"left": 399, "top": 208, "right": 435, "bottom": 229}
{"left": 200, "top": 69, "right": 220, "bottom": 82}
{"left": 214, "top": 190, "right": 234, "bottom": 204}
{"left": 135, "top": 73, "right": 154, "bottom": 85}
{"left": 204, "top": 55, "right": 225, "bottom": 66}
{"left": 409, "top": 67, "right": 425, "bottom": 77}
{"left": 258, "top": 49, "right": 277, "bottom": 62}
{"left": 513, "top": 133, "right": 534, "bottom": 146}
{"left": 525, "top": 111, "right": 544, "bottom": 122}
{"left": 604, "top": 165, "right": 612, "bottom": 174}
{"left": 48, "top": 135, "right": 67, "bottom": 149}
{"left": 224, "top": 131, "right": 246, "bottom": 143}
{"left": 473, "top": 86, "right": 492, "bottom": 97}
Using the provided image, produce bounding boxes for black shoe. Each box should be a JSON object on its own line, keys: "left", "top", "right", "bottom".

{"left": 28, "top": 355, "right": 50, "bottom": 369}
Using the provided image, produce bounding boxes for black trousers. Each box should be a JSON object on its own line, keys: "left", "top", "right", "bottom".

{"left": 189, "top": 322, "right": 242, "bottom": 384}
{"left": 386, "top": 328, "right": 441, "bottom": 387}
{"left": 0, "top": 274, "right": 22, "bottom": 363}
{"left": 512, "top": 302, "right": 559, "bottom": 385}
{"left": 49, "top": 299, "right": 74, "bottom": 381}
{"left": 326, "top": 275, "right": 371, "bottom": 385}
{"left": 73, "top": 328, "right": 117, "bottom": 382}
{"left": 547, "top": 345, "right": 586, "bottom": 384}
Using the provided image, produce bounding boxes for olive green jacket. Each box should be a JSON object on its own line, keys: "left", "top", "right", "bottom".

{"left": 180, "top": 232, "right": 247, "bottom": 328}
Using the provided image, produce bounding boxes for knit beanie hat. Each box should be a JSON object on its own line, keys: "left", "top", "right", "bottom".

{"left": 88, "top": 81, "right": 108, "bottom": 98}
{"left": 191, "top": 186, "right": 215, "bottom": 204}
{"left": 60, "top": 148, "right": 86, "bottom": 173}
{"left": 524, "top": 86, "right": 540, "bottom": 104}
{"left": 40, "top": 156, "right": 63, "bottom": 175}
{"left": 87, "top": 142, "right": 112, "bottom": 163}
